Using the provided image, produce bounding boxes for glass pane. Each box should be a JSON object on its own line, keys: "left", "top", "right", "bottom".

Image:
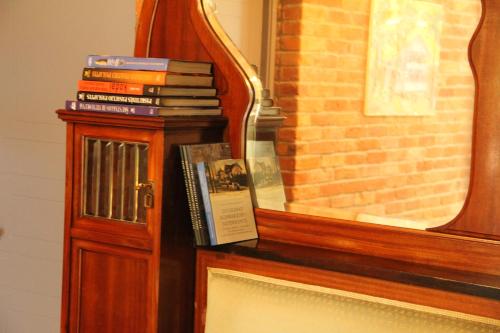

{"left": 82, "top": 137, "right": 149, "bottom": 224}
{"left": 221, "top": 0, "right": 482, "bottom": 230}
{"left": 137, "top": 145, "right": 149, "bottom": 223}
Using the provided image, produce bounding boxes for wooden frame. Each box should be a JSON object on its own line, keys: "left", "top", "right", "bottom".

{"left": 135, "top": 0, "right": 253, "bottom": 158}
{"left": 126, "top": 0, "right": 500, "bottom": 331}
{"left": 134, "top": 0, "right": 500, "bottom": 268}
{"left": 195, "top": 249, "right": 500, "bottom": 333}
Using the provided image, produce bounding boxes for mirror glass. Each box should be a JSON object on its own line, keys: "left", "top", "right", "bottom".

{"left": 210, "top": 0, "right": 481, "bottom": 229}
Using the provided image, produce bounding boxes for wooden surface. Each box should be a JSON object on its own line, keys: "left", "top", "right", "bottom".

{"left": 135, "top": 0, "right": 252, "bottom": 158}
{"left": 209, "top": 240, "right": 500, "bottom": 300}
{"left": 69, "top": 240, "right": 154, "bottom": 333}
{"left": 195, "top": 248, "right": 500, "bottom": 333}
{"left": 256, "top": 208, "right": 500, "bottom": 276}
{"left": 433, "top": 0, "right": 500, "bottom": 239}
{"left": 57, "top": 111, "right": 227, "bottom": 333}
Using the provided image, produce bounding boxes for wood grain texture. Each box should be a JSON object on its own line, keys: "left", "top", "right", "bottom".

{"left": 195, "top": 249, "right": 500, "bottom": 333}
{"left": 71, "top": 124, "right": 159, "bottom": 248}
{"left": 434, "top": 0, "right": 500, "bottom": 239}
{"left": 134, "top": 0, "right": 252, "bottom": 158}
{"left": 58, "top": 110, "right": 227, "bottom": 333}
{"left": 256, "top": 208, "right": 500, "bottom": 276}
{"left": 214, "top": 240, "right": 500, "bottom": 300}
{"left": 69, "top": 240, "right": 154, "bottom": 333}
{"left": 60, "top": 123, "right": 75, "bottom": 333}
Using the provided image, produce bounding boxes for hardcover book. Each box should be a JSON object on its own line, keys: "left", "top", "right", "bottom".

{"left": 66, "top": 100, "right": 222, "bottom": 116}
{"left": 87, "top": 55, "right": 213, "bottom": 74}
{"left": 197, "top": 158, "right": 257, "bottom": 245}
{"left": 82, "top": 68, "right": 214, "bottom": 87}
{"left": 77, "top": 80, "right": 217, "bottom": 97}
{"left": 179, "top": 143, "right": 232, "bottom": 246}
{"left": 77, "top": 92, "right": 220, "bottom": 107}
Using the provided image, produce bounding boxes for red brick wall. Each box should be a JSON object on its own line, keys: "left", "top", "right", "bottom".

{"left": 274, "top": 0, "right": 480, "bottom": 225}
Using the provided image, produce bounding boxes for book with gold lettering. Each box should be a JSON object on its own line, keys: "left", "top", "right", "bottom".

{"left": 77, "top": 92, "right": 219, "bottom": 107}
{"left": 77, "top": 80, "right": 217, "bottom": 97}
{"left": 82, "top": 68, "right": 214, "bottom": 87}
{"left": 196, "top": 158, "right": 257, "bottom": 245}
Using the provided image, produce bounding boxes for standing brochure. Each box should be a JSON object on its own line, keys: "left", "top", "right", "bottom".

{"left": 197, "top": 159, "right": 257, "bottom": 245}
{"left": 179, "top": 143, "right": 232, "bottom": 246}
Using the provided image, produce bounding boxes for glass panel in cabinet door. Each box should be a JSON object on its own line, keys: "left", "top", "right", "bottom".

{"left": 82, "top": 137, "right": 149, "bottom": 224}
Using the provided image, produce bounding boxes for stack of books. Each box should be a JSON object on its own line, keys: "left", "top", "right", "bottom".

{"left": 66, "top": 55, "right": 222, "bottom": 117}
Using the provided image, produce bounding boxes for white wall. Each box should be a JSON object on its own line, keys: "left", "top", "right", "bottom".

{"left": 0, "top": 1, "right": 134, "bottom": 332}
{"left": 214, "top": 0, "right": 264, "bottom": 74}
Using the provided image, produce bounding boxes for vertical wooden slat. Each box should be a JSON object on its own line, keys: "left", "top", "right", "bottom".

{"left": 107, "top": 142, "right": 114, "bottom": 219}
{"left": 93, "top": 140, "right": 102, "bottom": 216}
{"left": 119, "top": 143, "right": 127, "bottom": 221}
{"left": 82, "top": 138, "right": 90, "bottom": 215}
{"left": 133, "top": 144, "right": 140, "bottom": 223}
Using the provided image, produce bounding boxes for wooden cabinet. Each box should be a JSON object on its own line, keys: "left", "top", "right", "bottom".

{"left": 69, "top": 240, "right": 154, "bottom": 333}
{"left": 57, "top": 110, "right": 227, "bottom": 333}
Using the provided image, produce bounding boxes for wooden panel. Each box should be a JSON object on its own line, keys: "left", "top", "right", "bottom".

{"left": 134, "top": 0, "right": 251, "bottom": 158}
{"left": 58, "top": 110, "right": 228, "bottom": 333}
{"left": 157, "top": 122, "right": 227, "bottom": 333}
{"left": 434, "top": 0, "right": 500, "bottom": 239}
{"left": 69, "top": 240, "right": 155, "bottom": 333}
{"left": 255, "top": 209, "right": 500, "bottom": 276}
{"left": 71, "top": 124, "right": 163, "bottom": 249}
{"left": 61, "top": 123, "right": 75, "bottom": 333}
{"left": 195, "top": 249, "right": 500, "bottom": 333}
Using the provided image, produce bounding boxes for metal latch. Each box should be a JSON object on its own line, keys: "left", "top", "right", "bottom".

{"left": 136, "top": 181, "right": 154, "bottom": 208}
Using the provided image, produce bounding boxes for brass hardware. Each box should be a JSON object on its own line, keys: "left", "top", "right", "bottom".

{"left": 136, "top": 181, "right": 154, "bottom": 208}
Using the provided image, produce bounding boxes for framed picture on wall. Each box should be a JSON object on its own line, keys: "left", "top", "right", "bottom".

{"left": 364, "top": 0, "right": 443, "bottom": 116}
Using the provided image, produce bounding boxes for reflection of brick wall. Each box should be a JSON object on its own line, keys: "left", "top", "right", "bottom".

{"left": 274, "top": 0, "right": 480, "bottom": 224}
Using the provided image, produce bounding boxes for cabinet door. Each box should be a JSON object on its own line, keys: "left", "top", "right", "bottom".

{"left": 69, "top": 239, "right": 155, "bottom": 333}
{"left": 72, "top": 124, "right": 164, "bottom": 250}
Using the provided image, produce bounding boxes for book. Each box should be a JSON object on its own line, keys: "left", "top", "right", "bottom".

{"left": 82, "top": 68, "right": 214, "bottom": 87}
{"left": 197, "top": 158, "right": 257, "bottom": 245}
{"left": 77, "top": 91, "right": 220, "bottom": 107}
{"left": 86, "top": 55, "right": 213, "bottom": 74}
{"left": 179, "top": 143, "right": 233, "bottom": 246}
{"left": 77, "top": 80, "right": 217, "bottom": 97}
{"left": 66, "top": 100, "right": 222, "bottom": 116}
{"left": 246, "top": 140, "right": 287, "bottom": 211}
{"left": 259, "top": 106, "right": 281, "bottom": 116}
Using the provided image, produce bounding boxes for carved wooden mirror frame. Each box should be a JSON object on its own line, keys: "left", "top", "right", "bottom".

{"left": 135, "top": 0, "right": 500, "bottom": 275}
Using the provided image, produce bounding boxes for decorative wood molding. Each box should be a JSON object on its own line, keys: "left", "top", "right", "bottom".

{"left": 433, "top": 0, "right": 500, "bottom": 239}
{"left": 255, "top": 208, "right": 500, "bottom": 276}
{"left": 134, "top": 0, "right": 253, "bottom": 158}
{"left": 57, "top": 110, "right": 227, "bottom": 131}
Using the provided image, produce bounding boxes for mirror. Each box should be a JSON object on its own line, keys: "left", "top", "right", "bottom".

{"left": 210, "top": 0, "right": 481, "bottom": 230}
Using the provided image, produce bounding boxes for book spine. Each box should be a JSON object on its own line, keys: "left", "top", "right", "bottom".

{"left": 78, "top": 80, "right": 146, "bottom": 95}
{"left": 65, "top": 100, "right": 159, "bottom": 116}
{"left": 189, "top": 159, "right": 211, "bottom": 246}
{"left": 180, "top": 147, "right": 204, "bottom": 246}
{"left": 197, "top": 162, "right": 217, "bottom": 245}
{"left": 77, "top": 92, "right": 161, "bottom": 106}
{"left": 82, "top": 68, "right": 167, "bottom": 85}
{"left": 87, "top": 55, "right": 170, "bottom": 71}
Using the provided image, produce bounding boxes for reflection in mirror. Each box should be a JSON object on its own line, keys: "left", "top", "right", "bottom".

{"left": 211, "top": 0, "right": 481, "bottom": 229}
